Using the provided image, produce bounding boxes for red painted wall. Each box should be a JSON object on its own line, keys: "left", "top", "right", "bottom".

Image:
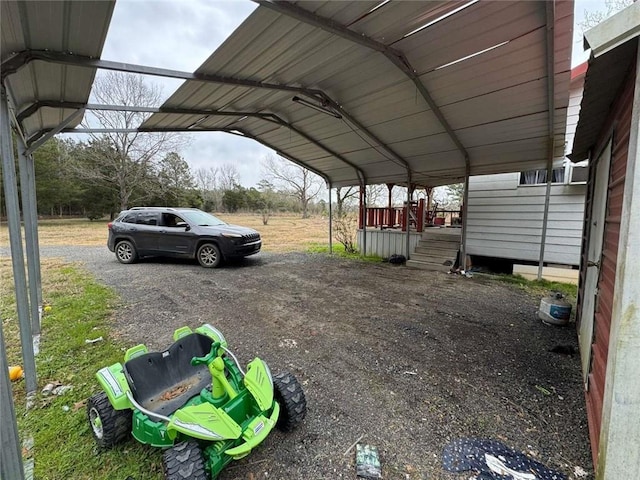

{"left": 576, "top": 57, "right": 636, "bottom": 468}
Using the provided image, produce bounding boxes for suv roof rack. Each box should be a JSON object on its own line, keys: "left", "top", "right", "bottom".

{"left": 129, "top": 206, "right": 175, "bottom": 211}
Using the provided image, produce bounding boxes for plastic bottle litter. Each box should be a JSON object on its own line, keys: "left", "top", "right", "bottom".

{"left": 356, "top": 444, "right": 382, "bottom": 479}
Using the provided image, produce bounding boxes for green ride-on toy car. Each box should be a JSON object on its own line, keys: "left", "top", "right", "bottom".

{"left": 87, "top": 324, "right": 306, "bottom": 479}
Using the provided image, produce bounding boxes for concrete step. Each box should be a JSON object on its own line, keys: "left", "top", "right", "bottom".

{"left": 410, "top": 252, "right": 455, "bottom": 266}
{"left": 420, "top": 235, "right": 460, "bottom": 245}
{"left": 414, "top": 245, "right": 459, "bottom": 256}
{"left": 406, "top": 259, "right": 451, "bottom": 272}
{"left": 421, "top": 231, "right": 461, "bottom": 242}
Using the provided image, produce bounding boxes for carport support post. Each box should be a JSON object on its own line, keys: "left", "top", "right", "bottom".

{"left": 328, "top": 183, "right": 333, "bottom": 254}
{"left": 460, "top": 167, "right": 470, "bottom": 270}
{"left": 537, "top": 139, "right": 554, "bottom": 280}
{"left": 405, "top": 173, "right": 412, "bottom": 260}
{"left": 362, "top": 185, "right": 367, "bottom": 257}
{"left": 0, "top": 325, "right": 25, "bottom": 480}
{"left": 0, "top": 88, "right": 37, "bottom": 393}
{"left": 17, "top": 137, "right": 42, "bottom": 336}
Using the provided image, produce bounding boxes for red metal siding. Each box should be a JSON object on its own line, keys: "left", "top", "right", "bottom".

{"left": 581, "top": 61, "right": 635, "bottom": 467}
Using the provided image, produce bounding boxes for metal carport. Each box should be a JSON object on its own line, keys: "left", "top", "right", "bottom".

{"left": 1, "top": 1, "right": 573, "bottom": 477}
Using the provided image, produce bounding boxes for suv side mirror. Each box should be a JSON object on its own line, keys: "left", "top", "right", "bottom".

{"left": 175, "top": 221, "right": 190, "bottom": 231}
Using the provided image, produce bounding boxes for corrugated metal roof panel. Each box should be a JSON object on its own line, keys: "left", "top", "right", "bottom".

{"left": 571, "top": 38, "right": 638, "bottom": 161}
{"left": 142, "top": 1, "right": 573, "bottom": 187}
{"left": 1, "top": 0, "right": 115, "bottom": 139}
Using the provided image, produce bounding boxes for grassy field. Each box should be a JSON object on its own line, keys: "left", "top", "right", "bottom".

{"left": 2, "top": 213, "right": 334, "bottom": 252}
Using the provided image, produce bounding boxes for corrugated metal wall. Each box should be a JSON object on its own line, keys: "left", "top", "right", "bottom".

{"left": 577, "top": 60, "right": 635, "bottom": 467}
{"left": 357, "top": 230, "right": 421, "bottom": 258}
{"left": 466, "top": 173, "right": 586, "bottom": 265}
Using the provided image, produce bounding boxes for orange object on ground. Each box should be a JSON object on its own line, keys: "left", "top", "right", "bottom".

{"left": 9, "top": 366, "right": 23, "bottom": 381}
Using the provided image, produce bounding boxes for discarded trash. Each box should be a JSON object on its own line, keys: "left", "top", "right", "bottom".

{"left": 278, "top": 338, "right": 298, "bottom": 349}
{"left": 53, "top": 385, "right": 73, "bottom": 395}
{"left": 535, "top": 385, "right": 552, "bottom": 396}
{"left": 85, "top": 336, "right": 103, "bottom": 344}
{"left": 42, "top": 382, "right": 73, "bottom": 396}
{"left": 574, "top": 465, "right": 588, "bottom": 477}
{"left": 9, "top": 365, "right": 23, "bottom": 381}
{"left": 42, "top": 383, "right": 56, "bottom": 395}
{"left": 62, "top": 405, "right": 70, "bottom": 412}
{"left": 387, "top": 254, "right": 406, "bottom": 265}
{"left": 43, "top": 304, "right": 52, "bottom": 313}
{"left": 356, "top": 444, "right": 382, "bottom": 479}
{"left": 442, "top": 438, "right": 567, "bottom": 480}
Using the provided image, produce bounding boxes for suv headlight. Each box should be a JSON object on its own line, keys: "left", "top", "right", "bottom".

{"left": 221, "top": 233, "right": 242, "bottom": 238}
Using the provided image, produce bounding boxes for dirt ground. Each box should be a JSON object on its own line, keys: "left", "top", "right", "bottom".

{"left": 45, "top": 247, "right": 592, "bottom": 480}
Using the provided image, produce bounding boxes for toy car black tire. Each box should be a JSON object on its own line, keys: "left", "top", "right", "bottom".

{"left": 163, "top": 441, "right": 208, "bottom": 480}
{"left": 273, "top": 371, "right": 307, "bottom": 432}
{"left": 87, "top": 391, "right": 132, "bottom": 448}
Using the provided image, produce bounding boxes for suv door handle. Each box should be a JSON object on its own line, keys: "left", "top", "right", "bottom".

{"left": 127, "top": 228, "right": 137, "bottom": 232}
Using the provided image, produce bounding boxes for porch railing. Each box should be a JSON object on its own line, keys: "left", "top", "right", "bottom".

{"left": 359, "top": 199, "right": 461, "bottom": 232}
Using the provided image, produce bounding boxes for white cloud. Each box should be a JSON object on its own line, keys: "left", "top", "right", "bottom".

{"left": 97, "top": 0, "right": 269, "bottom": 186}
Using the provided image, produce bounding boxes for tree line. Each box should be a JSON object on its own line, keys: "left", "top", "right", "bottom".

{"left": 13, "top": 137, "right": 328, "bottom": 221}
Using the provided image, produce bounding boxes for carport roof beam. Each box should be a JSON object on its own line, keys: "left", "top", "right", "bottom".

{"left": 255, "top": 0, "right": 470, "bottom": 167}
{"left": 27, "top": 101, "right": 364, "bottom": 184}
{"left": 1, "top": 50, "right": 326, "bottom": 98}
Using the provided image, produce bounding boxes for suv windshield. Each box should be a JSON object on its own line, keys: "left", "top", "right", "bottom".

{"left": 180, "top": 210, "right": 226, "bottom": 227}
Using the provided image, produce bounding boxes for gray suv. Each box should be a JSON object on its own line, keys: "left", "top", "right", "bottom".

{"left": 107, "top": 207, "right": 261, "bottom": 268}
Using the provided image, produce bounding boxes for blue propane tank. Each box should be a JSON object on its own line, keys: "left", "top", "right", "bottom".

{"left": 539, "top": 292, "right": 571, "bottom": 325}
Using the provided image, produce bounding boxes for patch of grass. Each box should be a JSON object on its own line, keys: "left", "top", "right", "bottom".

{"left": 306, "top": 242, "right": 384, "bottom": 263}
{"left": 489, "top": 273, "right": 578, "bottom": 301}
{"left": 3, "top": 259, "right": 163, "bottom": 480}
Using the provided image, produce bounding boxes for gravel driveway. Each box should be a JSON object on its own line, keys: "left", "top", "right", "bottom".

{"left": 33, "top": 246, "right": 592, "bottom": 479}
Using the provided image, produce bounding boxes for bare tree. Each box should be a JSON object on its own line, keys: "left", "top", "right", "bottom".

{"left": 365, "top": 184, "right": 387, "bottom": 207}
{"left": 77, "top": 71, "right": 185, "bottom": 210}
{"left": 580, "top": 0, "right": 633, "bottom": 31}
{"left": 335, "top": 186, "right": 358, "bottom": 216}
{"left": 218, "top": 163, "right": 241, "bottom": 191}
{"left": 262, "top": 155, "right": 324, "bottom": 218}
{"left": 194, "top": 166, "right": 219, "bottom": 211}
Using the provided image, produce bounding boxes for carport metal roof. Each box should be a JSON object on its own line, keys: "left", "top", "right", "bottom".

{"left": 140, "top": 0, "right": 574, "bottom": 187}
{"left": 2, "top": 0, "right": 574, "bottom": 188}
{"left": 1, "top": 0, "right": 115, "bottom": 150}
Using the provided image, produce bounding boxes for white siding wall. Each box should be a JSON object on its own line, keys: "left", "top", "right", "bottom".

{"left": 357, "top": 230, "right": 421, "bottom": 258}
{"left": 466, "top": 173, "right": 586, "bottom": 265}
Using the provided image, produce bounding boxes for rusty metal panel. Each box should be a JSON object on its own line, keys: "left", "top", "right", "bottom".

{"left": 583, "top": 59, "right": 635, "bottom": 469}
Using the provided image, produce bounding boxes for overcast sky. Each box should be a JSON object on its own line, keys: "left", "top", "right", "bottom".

{"left": 92, "top": 0, "right": 607, "bottom": 188}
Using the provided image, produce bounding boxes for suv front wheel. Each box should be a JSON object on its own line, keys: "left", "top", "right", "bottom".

{"left": 197, "top": 243, "right": 222, "bottom": 268}
{"left": 115, "top": 240, "right": 138, "bottom": 264}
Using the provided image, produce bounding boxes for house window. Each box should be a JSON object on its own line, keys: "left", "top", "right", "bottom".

{"left": 519, "top": 167, "right": 564, "bottom": 185}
